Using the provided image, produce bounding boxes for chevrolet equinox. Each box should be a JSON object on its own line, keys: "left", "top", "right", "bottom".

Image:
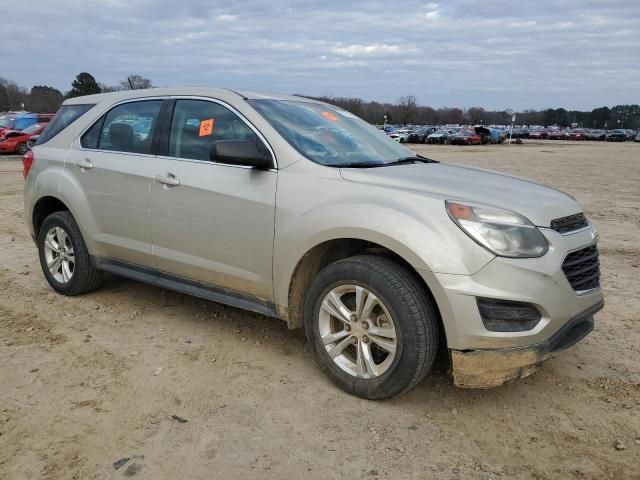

{"left": 23, "top": 88, "right": 604, "bottom": 399}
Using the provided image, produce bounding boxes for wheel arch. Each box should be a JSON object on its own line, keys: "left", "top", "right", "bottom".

{"left": 32, "top": 196, "right": 71, "bottom": 237}
{"left": 284, "top": 237, "right": 446, "bottom": 347}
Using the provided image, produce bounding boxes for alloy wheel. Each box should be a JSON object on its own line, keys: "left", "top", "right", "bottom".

{"left": 43, "top": 226, "right": 75, "bottom": 283}
{"left": 318, "top": 284, "right": 398, "bottom": 379}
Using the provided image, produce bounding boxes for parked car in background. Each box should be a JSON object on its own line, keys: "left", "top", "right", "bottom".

{"left": 0, "top": 113, "right": 54, "bottom": 136}
{"left": 23, "top": 87, "right": 604, "bottom": 399}
{"left": 510, "top": 127, "right": 529, "bottom": 139}
{"left": 606, "top": 129, "right": 628, "bottom": 141}
{"left": 473, "top": 126, "right": 500, "bottom": 144}
{"left": 0, "top": 123, "right": 48, "bottom": 154}
{"left": 585, "top": 129, "right": 606, "bottom": 141}
{"left": 449, "top": 130, "right": 482, "bottom": 145}
{"left": 624, "top": 129, "right": 636, "bottom": 141}
{"left": 566, "top": 129, "right": 587, "bottom": 141}
{"left": 388, "top": 128, "right": 412, "bottom": 143}
{"left": 427, "top": 128, "right": 458, "bottom": 144}
{"left": 527, "top": 128, "right": 548, "bottom": 139}
{"left": 547, "top": 130, "right": 566, "bottom": 140}
{"left": 635, "top": 132, "right": 640, "bottom": 142}
{"left": 408, "top": 126, "right": 437, "bottom": 143}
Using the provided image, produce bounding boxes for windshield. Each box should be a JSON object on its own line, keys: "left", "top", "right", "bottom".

{"left": 248, "top": 99, "right": 413, "bottom": 166}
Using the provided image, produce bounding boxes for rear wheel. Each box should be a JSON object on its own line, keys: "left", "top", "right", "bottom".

{"left": 38, "top": 211, "right": 103, "bottom": 295}
{"left": 304, "top": 255, "right": 439, "bottom": 399}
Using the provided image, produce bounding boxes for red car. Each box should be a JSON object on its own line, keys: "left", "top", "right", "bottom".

{"left": 449, "top": 130, "right": 482, "bottom": 145}
{"left": 0, "top": 123, "right": 47, "bottom": 155}
{"left": 547, "top": 130, "right": 566, "bottom": 140}
{"left": 527, "top": 129, "right": 548, "bottom": 139}
{"left": 0, "top": 113, "right": 53, "bottom": 136}
{"left": 566, "top": 129, "right": 587, "bottom": 140}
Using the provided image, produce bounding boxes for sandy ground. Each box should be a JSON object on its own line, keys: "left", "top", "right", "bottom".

{"left": 1, "top": 140, "right": 639, "bottom": 480}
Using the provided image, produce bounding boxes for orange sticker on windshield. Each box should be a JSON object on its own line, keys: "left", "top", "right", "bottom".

{"left": 321, "top": 111, "right": 338, "bottom": 122}
{"left": 199, "top": 118, "right": 215, "bottom": 136}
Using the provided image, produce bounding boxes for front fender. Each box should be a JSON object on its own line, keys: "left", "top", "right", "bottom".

{"left": 272, "top": 177, "right": 494, "bottom": 313}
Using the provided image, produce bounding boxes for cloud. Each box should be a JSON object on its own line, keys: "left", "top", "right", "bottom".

{"left": 1, "top": 0, "right": 639, "bottom": 110}
{"left": 331, "top": 43, "right": 413, "bottom": 58}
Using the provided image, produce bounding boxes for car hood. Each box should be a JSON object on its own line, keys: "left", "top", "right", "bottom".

{"left": 340, "top": 162, "right": 581, "bottom": 227}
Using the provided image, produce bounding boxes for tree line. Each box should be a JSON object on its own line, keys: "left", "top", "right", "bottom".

{"left": 306, "top": 94, "right": 640, "bottom": 129}
{"left": 2, "top": 73, "right": 637, "bottom": 129}
{"left": 0, "top": 72, "right": 153, "bottom": 113}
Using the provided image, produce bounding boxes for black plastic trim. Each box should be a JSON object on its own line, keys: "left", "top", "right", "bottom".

{"left": 477, "top": 297, "right": 541, "bottom": 332}
{"left": 156, "top": 99, "right": 176, "bottom": 157}
{"left": 93, "top": 257, "right": 277, "bottom": 318}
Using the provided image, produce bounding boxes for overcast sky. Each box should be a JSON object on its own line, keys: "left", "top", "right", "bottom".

{"left": 2, "top": 0, "right": 639, "bottom": 110}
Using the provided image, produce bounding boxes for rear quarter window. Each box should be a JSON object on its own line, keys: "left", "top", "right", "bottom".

{"left": 36, "top": 104, "right": 95, "bottom": 145}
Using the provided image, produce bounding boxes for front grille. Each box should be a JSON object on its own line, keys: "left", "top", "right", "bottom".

{"left": 551, "top": 213, "right": 589, "bottom": 233}
{"left": 562, "top": 244, "right": 600, "bottom": 292}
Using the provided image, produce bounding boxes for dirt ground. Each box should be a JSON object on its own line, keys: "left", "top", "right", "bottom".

{"left": 1, "top": 140, "right": 639, "bottom": 480}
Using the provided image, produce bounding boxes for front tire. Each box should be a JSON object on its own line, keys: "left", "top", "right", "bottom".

{"left": 38, "top": 211, "right": 103, "bottom": 295}
{"left": 304, "top": 255, "right": 439, "bottom": 399}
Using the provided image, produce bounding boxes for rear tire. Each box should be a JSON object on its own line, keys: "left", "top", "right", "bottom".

{"left": 16, "top": 142, "right": 27, "bottom": 155}
{"left": 38, "top": 211, "right": 103, "bottom": 295}
{"left": 304, "top": 255, "right": 439, "bottom": 400}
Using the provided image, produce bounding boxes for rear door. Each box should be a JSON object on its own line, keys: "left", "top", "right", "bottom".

{"left": 149, "top": 98, "right": 277, "bottom": 301}
{"left": 66, "top": 99, "right": 164, "bottom": 267}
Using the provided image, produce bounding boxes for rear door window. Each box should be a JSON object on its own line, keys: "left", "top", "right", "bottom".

{"left": 167, "top": 99, "right": 262, "bottom": 161}
{"left": 37, "top": 105, "right": 94, "bottom": 145}
{"left": 85, "top": 100, "right": 162, "bottom": 154}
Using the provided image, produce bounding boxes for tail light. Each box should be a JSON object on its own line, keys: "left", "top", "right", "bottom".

{"left": 22, "top": 150, "right": 34, "bottom": 180}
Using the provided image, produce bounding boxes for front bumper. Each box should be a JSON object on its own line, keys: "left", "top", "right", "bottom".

{"left": 425, "top": 225, "right": 603, "bottom": 350}
{"left": 450, "top": 300, "right": 602, "bottom": 388}
{"left": 417, "top": 224, "right": 604, "bottom": 387}
{"left": 0, "top": 142, "right": 17, "bottom": 152}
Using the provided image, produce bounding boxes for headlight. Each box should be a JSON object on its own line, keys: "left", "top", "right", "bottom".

{"left": 446, "top": 201, "right": 549, "bottom": 258}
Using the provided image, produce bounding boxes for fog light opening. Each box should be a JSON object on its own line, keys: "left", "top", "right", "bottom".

{"left": 477, "top": 298, "right": 541, "bottom": 332}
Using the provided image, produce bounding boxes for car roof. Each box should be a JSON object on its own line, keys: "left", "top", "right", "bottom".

{"left": 63, "top": 87, "right": 322, "bottom": 106}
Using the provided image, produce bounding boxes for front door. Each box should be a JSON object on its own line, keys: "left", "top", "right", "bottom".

{"left": 149, "top": 99, "right": 277, "bottom": 301}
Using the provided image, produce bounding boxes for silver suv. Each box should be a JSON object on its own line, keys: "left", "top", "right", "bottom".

{"left": 24, "top": 88, "right": 603, "bottom": 399}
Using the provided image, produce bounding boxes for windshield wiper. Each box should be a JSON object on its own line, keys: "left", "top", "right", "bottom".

{"left": 335, "top": 155, "right": 439, "bottom": 168}
{"left": 387, "top": 155, "right": 439, "bottom": 165}
{"left": 338, "top": 161, "right": 387, "bottom": 168}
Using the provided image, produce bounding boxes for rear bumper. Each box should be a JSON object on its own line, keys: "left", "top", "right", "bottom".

{"left": 450, "top": 300, "right": 603, "bottom": 388}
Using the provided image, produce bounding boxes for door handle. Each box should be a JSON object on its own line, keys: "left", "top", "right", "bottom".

{"left": 154, "top": 173, "right": 180, "bottom": 187}
{"left": 76, "top": 158, "right": 93, "bottom": 170}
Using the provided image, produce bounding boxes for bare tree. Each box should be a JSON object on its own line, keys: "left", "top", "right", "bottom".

{"left": 120, "top": 74, "right": 153, "bottom": 90}
{"left": 397, "top": 95, "right": 418, "bottom": 125}
{"left": 465, "top": 107, "right": 486, "bottom": 125}
{"left": 98, "top": 83, "right": 123, "bottom": 93}
{"left": 29, "top": 86, "right": 64, "bottom": 112}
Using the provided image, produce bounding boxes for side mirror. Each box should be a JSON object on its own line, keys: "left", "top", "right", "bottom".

{"left": 210, "top": 139, "right": 272, "bottom": 169}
